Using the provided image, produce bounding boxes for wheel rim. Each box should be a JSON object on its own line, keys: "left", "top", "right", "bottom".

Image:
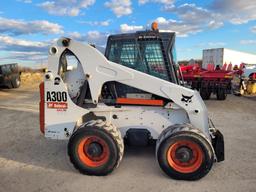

{"left": 77, "top": 136, "right": 110, "bottom": 167}
{"left": 167, "top": 140, "right": 203, "bottom": 173}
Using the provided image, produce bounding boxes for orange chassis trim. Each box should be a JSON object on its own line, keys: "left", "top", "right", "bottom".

{"left": 116, "top": 98, "right": 164, "bottom": 106}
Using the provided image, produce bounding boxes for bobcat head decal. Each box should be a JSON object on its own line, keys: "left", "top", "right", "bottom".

{"left": 181, "top": 94, "right": 193, "bottom": 106}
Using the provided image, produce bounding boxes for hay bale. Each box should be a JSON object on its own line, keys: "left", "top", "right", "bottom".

{"left": 20, "top": 72, "right": 43, "bottom": 87}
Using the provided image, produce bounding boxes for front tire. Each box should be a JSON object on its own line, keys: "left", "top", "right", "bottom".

{"left": 68, "top": 120, "right": 124, "bottom": 176}
{"left": 216, "top": 88, "right": 227, "bottom": 100}
{"left": 156, "top": 124, "right": 214, "bottom": 180}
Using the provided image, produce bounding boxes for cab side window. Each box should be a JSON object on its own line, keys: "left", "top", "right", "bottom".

{"left": 144, "top": 41, "right": 168, "bottom": 80}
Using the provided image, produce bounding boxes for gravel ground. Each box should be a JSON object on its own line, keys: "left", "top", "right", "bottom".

{"left": 0, "top": 85, "right": 256, "bottom": 192}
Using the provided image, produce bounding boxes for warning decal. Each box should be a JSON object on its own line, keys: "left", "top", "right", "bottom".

{"left": 47, "top": 102, "right": 68, "bottom": 109}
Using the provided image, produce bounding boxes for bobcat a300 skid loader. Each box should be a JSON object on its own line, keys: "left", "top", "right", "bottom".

{"left": 39, "top": 26, "right": 224, "bottom": 180}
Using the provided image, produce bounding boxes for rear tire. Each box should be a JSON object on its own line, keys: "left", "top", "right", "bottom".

{"left": 200, "top": 88, "right": 211, "bottom": 100}
{"left": 68, "top": 120, "right": 124, "bottom": 176}
{"left": 156, "top": 124, "right": 214, "bottom": 180}
{"left": 216, "top": 88, "right": 227, "bottom": 100}
{"left": 12, "top": 76, "right": 21, "bottom": 88}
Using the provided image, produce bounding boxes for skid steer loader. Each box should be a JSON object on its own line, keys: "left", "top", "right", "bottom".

{"left": 39, "top": 24, "right": 224, "bottom": 180}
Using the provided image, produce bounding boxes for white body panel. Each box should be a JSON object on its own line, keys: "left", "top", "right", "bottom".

{"left": 203, "top": 48, "right": 256, "bottom": 68}
{"left": 44, "top": 38, "right": 210, "bottom": 140}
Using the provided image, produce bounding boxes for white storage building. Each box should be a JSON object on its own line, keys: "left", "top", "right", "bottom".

{"left": 202, "top": 48, "right": 256, "bottom": 68}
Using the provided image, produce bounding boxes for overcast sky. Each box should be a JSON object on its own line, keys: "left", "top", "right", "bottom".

{"left": 0, "top": 0, "right": 256, "bottom": 67}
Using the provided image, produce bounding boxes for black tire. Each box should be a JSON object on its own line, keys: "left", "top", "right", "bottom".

{"left": 191, "top": 82, "right": 199, "bottom": 91}
{"left": 68, "top": 120, "right": 124, "bottom": 176}
{"left": 156, "top": 124, "right": 214, "bottom": 180}
{"left": 200, "top": 88, "right": 211, "bottom": 100}
{"left": 12, "top": 76, "right": 21, "bottom": 88}
{"left": 216, "top": 88, "right": 227, "bottom": 100}
{"left": 7, "top": 82, "right": 13, "bottom": 89}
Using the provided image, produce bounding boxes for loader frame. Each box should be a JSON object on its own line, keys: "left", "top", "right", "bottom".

{"left": 42, "top": 38, "right": 210, "bottom": 141}
{"left": 40, "top": 38, "right": 224, "bottom": 179}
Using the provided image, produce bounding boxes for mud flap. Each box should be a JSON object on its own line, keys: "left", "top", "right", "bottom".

{"left": 212, "top": 129, "right": 224, "bottom": 162}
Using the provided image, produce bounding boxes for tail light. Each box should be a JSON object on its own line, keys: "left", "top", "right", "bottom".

{"left": 249, "top": 73, "right": 256, "bottom": 80}
{"left": 39, "top": 82, "right": 45, "bottom": 134}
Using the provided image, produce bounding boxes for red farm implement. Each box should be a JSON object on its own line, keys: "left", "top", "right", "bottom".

{"left": 180, "top": 63, "right": 243, "bottom": 100}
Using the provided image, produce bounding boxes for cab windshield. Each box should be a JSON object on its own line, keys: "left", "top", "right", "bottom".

{"left": 108, "top": 39, "right": 169, "bottom": 80}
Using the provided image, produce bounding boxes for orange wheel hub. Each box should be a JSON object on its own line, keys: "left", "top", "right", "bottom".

{"left": 167, "top": 140, "right": 203, "bottom": 173}
{"left": 77, "top": 136, "right": 110, "bottom": 167}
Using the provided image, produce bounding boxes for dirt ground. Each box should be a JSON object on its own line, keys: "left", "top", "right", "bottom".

{"left": 0, "top": 79, "right": 256, "bottom": 192}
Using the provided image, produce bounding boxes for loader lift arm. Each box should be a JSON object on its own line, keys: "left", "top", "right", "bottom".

{"left": 48, "top": 38, "right": 209, "bottom": 137}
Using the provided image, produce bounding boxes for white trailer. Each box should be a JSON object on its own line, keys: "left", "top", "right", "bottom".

{"left": 202, "top": 48, "right": 256, "bottom": 68}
